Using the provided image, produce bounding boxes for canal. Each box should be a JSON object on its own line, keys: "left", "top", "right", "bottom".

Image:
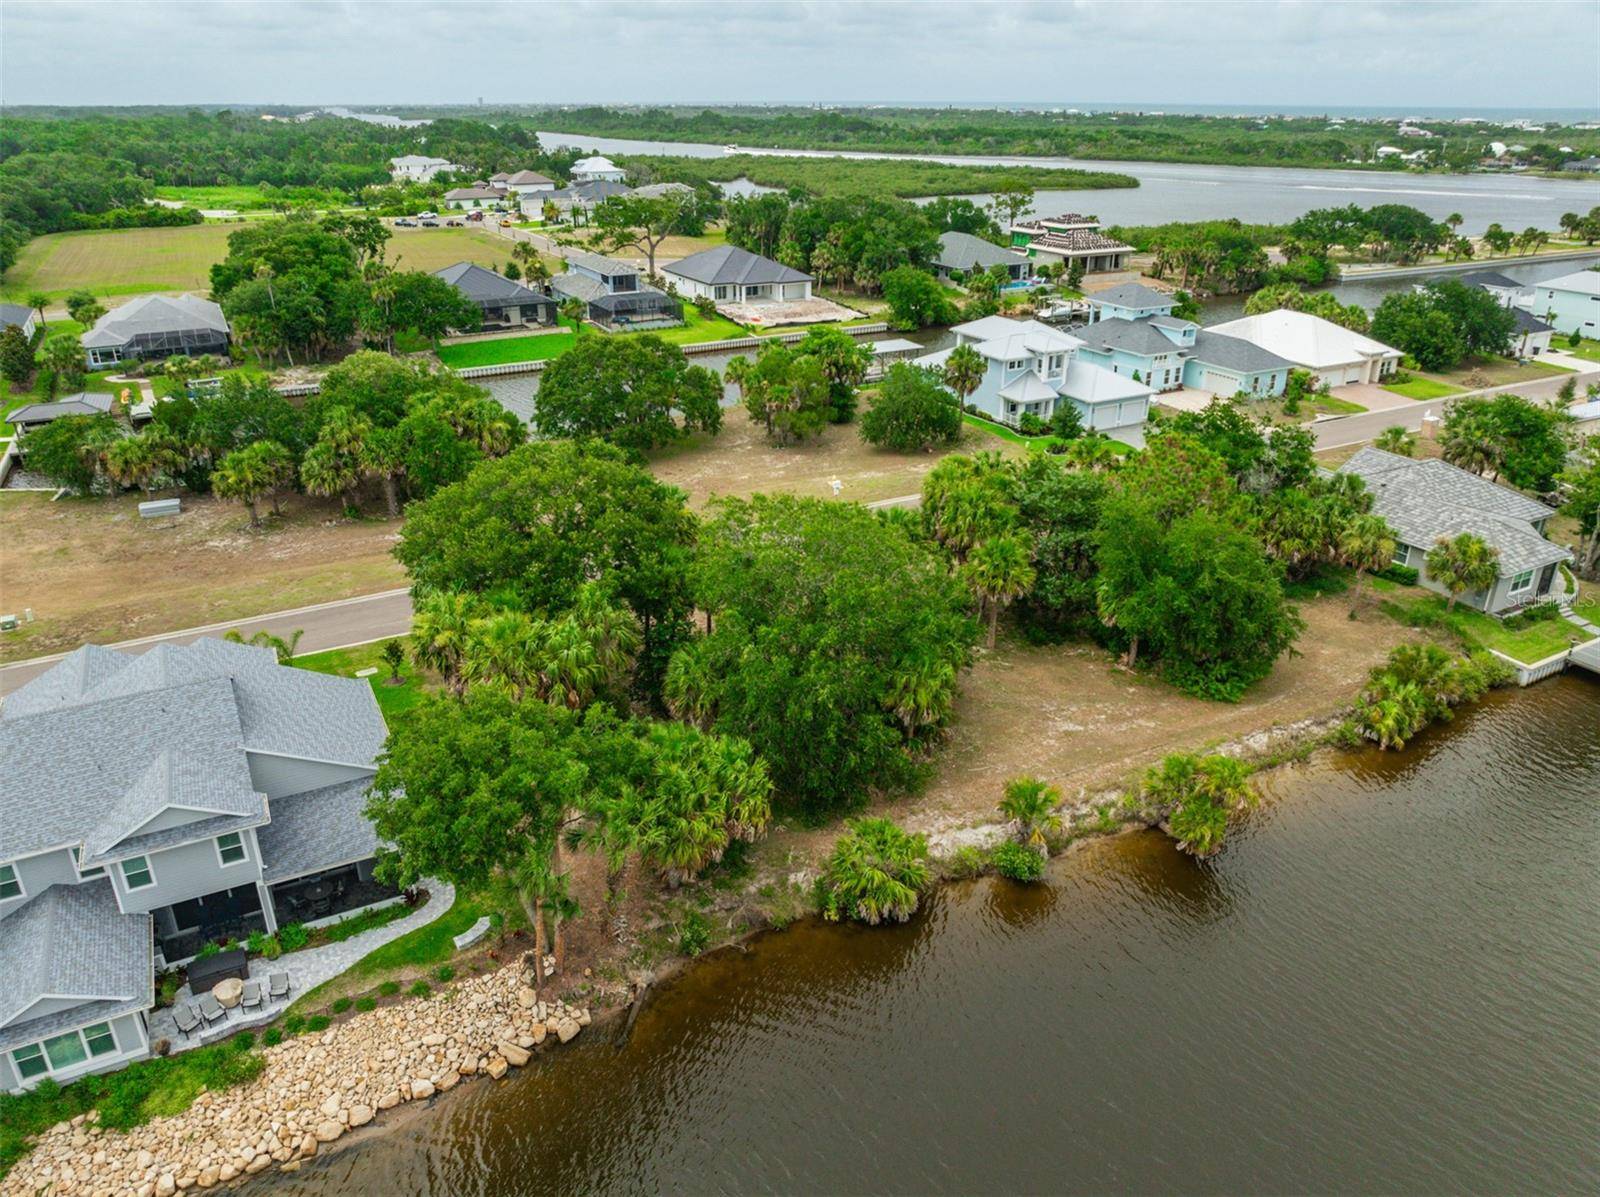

{"left": 255, "top": 673, "right": 1600, "bottom": 1196}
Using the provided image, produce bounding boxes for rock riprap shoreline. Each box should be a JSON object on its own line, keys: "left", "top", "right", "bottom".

{"left": 4, "top": 958, "right": 588, "bottom": 1197}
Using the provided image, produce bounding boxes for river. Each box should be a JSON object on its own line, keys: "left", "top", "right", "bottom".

{"left": 536, "top": 131, "right": 1600, "bottom": 234}
{"left": 253, "top": 673, "right": 1600, "bottom": 1196}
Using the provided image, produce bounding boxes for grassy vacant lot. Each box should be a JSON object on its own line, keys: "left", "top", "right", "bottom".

{"left": 0, "top": 224, "right": 519, "bottom": 305}
{"left": 1564, "top": 337, "right": 1600, "bottom": 364}
{"left": 1420, "top": 355, "right": 1572, "bottom": 389}
{"left": 648, "top": 405, "right": 1021, "bottom": 508}
{"left": 1374, "top": 580, "right": 1595, "bottom": 664}
{"left": 294, "top": 641, "right": 427, "bottom": 721}
{"left": 1384, "top": 376, "right": 1464, "bottom": 401}
{"left": 0, "top": 224, "right": 238, "bottom": 303}
{"left": 561, "top": 226, "right": 728, "bottom": 264}
{"left": 435, "top": 308, "right": 748, "bottom": 369}
{"left": 0, "top": 490, "right": 405, "bottom": 663}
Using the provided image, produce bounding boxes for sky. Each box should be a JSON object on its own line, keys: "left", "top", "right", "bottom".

{"left": 3, "top": 0, "right": 1599, "bottom": 113}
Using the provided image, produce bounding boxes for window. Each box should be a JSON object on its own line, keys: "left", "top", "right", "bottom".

{"left": 1508, "top": 569, "right": 1534, "bottom": 595}
{"left": 73, "top": 847, "right": 104, "bottom": 879}
{"left": 1007, "top": 359, "right": 1025, "bottom": 373}
{"left": 120, "top": 856, "right": 154, "bottom": 890}
{"left": 1392, "top": 545, "right": 1410, "bottom": 566}
{"left": 0, "top": 863, "right": 20, "bottom": 901}
{"left": 83, "top": 1023, "right": 117, "bottom": 1058}
{"left": 42, "top": 1031, "right": 88, "bottom": 1072}
{"left": 713, "top": 285, "right": 729, "bottom": 300}
{"left": 216, "top": 833, "right": 246, "bottom": 866}
{"left": 1047, "top": 354, "right": 1062, "bottom": 373}
{"left": 11, "top": 1044, "right": 46, "bottom": 1081}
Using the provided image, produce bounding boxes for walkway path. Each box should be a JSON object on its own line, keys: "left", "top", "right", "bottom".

{"left": 149, "top": 881, "right": 455, "bottom": 1052}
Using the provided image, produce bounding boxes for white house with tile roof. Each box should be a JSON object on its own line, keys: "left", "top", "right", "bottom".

{"left": 1337, "top": 447, "right": 1571, "bottom": 613}
{"left": 0, "top": 639, "right": 396, "bottom": 1091}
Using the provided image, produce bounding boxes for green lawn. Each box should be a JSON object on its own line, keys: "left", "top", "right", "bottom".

{"left": 1383, "top": 377, "right": 1464, "bottom": 401}
{"left": 1377, "top": 585, "right": 1594, "bottom": 665}
{"left": 1563, "top": 337, "right": 1600, "bottom": 364}
{"left": 961, "top": 412, "right": 1132, "bottom": 454}
{"left": 1419, "top": 355, "right": 1573, "bottom": 389}
{"left": 294, "top": 641, "right": 428, "bottom": 721}
{"left": 0, "top": 224, "right": 238, "bottom": 302}
{"left": 436, "top": 308, "right": 751, "bottom": 369}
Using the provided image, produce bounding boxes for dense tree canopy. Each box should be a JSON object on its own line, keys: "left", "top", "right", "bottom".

{"left": 533, "top": 335, "right": 723, "bottom": 454}
{"left": 859, "top": 364, "right": 962, "bottom": 452}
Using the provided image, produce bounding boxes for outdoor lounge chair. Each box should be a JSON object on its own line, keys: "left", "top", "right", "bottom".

{"left": 267, "top": 972, "right": 291, "bottom": 1000}
{"left": 241, "top": 980, "right": 263, "bottom": 1010}
{"left": 172, "top": 1002, "right": 201, "bottom": 1039}
{"left": 197, "top": 993, "right": 226, "bottom": 1025}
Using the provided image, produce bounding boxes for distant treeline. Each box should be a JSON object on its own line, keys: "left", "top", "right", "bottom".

{"left": 524, "top": 106, "right": 1600, "bottom": 171}
{"left": 621, "top": 153, "right": 1136, "bottom": 199}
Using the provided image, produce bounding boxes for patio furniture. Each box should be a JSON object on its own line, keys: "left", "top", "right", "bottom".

{"left": 213, "top": 978, "right": 244, "bottom": 1009}
{"left": 186, "top": 948, "right": 249, "bottom": 991}
{"left": 172, "top": 1003, "right": 201, "bottom": 1040}
{"left": 197, "top": 993, "right": 227, "bottom": 1025}
{"left": 241, "top": 980, "right": 263, "bottom": 1010}
{"left": 267, "top": 972, "right": 291, "bottom": 1000}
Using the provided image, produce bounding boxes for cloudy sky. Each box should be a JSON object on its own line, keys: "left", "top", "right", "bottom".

{"left": 3, "top": 0, "right": 1597, "bottom": 111}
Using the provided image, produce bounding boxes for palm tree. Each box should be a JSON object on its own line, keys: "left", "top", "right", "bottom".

{"left": 38, "top": 335, "right": 85, "bottom": 399}
{"left": 942, "top": 344, "right": 985, "bottom": 411}
{"left": 1425, "top": 533, "right": 1500, "bottom": 610}
{"left": 663, "top": 639, "right": 718, "bottom": 729}
{"left": 883, "top": 649, "right": 958, "bottom": 745}
{"left": 1064, "top": 433, "right": 1120, "bottom": 472}
{"left": 1441, "top": 423, "right": 1498, "bottom": 477}
{"left": 558, "top": 297, "right": 587, "bottom": 334}
{"left": 104, "top": 436, "right": 157, "bottom": 495}
{"left": 963, "top": 533, "right": 1036, "bottom": 649}
{"left": 462, "top": 609, "right": 545, "bottom": 698}
{"left": 213, "top": 444, "right": 270, "bottom": 527}
{"left": 722, "top": 355, "right": 753, "bottom": 404}
{"left": 410, "top": 590, "right": 480, "bottom": 694}
{"left": 999, "top": 776, "right": 1062, "bottom": 856}
{"left": 300, "top": 407, "right": 370, "bottom": 511}
{"left": 75, "top": 419, "right": 122, "bottom": 494}
{"left": 1444, "top": 212, "right": 1463, "bottom": 236}
{"left": 1374, "top": 426, "right": 1417, "bottom": 456}
{"left": 1338, "top": 513, "right": 1397, "bottom": 617}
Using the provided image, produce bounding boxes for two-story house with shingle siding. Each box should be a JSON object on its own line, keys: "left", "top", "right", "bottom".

{"left": 0, "top": 639, "right": 394, "bottom": 1092}
{"left": 1337, "top": 448, "right": 1572, "bottom": 613}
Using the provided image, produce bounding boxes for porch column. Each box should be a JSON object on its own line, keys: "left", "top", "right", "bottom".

{"left": 256, "top": 881, "right": 279, "bottom": 934}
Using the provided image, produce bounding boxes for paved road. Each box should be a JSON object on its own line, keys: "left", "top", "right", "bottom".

{"left": 1315, "top": 363, "right": 1598, "bottom": 449}
{"left": 0, "top": 588, "right": 414, "bottom": 698}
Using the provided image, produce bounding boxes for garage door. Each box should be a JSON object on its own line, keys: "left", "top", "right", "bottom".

{"left": 1200, "top": 370, "right": 1236, "bottom": 395}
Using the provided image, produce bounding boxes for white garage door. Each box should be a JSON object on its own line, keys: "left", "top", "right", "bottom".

{"left": 1200, "top": 370, "right": 1237, "bottom": 395}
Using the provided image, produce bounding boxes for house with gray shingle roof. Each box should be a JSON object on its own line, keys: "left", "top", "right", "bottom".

{"left": 552, "top": 251, "right": 683, "bottom": 331}
{"left": 433, "top": 261, "right": 558, "bottom": 331}
{"left": 931, "top": 232, "right": 1034, "bottom": 285}
{"left": 1337, "top": 447, "right": 1571, "bottom": 613}
{"left": 0, "top": 301, "right": 39, "bottom": 341}
{"left": 81, "top": 294, "right": 231, "bottom": 370}
{"left": 0, "top": 639, "right": 396, "bottom": 1092}
{"left": 661, "top": 245, "right": 813, "bottom": 305}
{"left": 1074, "top": 309, "right": 1295, "bottom": 397}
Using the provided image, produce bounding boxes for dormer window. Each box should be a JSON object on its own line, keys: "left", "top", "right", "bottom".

{"left": 1007, "top": 359, "right": 1025, "bottom": 372}
{"left": 0, "top": 863, "right": 20, "bottom": 900}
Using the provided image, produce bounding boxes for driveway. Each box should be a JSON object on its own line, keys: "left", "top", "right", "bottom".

{"left": 1329, "top": 382, "right": 1418, "bottom": 414}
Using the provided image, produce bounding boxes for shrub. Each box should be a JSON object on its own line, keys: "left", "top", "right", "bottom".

{"left": 432, "top": 965, "right": 455, "bottom": 983}
{"left": 331, "top": 997, "right": 353, "bottom": 1014}
{"left": 408, "top": 980, "right": 431, "bottom": 998}
{"left": 1017, "top": 412, "right": 1047, "bottom": 436}
{"left": 1354, "top": 644, "right": 1513, "bottom": 749}
{"left": 282, "top": 1014, "right": 307, "bottom": 1036}
{"left": 378, "top": 980, "right": 401, "bottom": 996}
{"left": 262, "top": 1028, "right": 283, "bottom": 1046}
{"left": 245, "top": 930, "right": 270, "bottom": 955}
{"left": 676, "top": 911, "right": 712, "bottom": 957}
{"left": 1142, "top": 753, "right": 1257, "bottom": 857}
{"left": 355, "top": 996, "right": 377, "bottom": 1012}
{"left": 818, "top": 817, "right": 931, "bottom": 925}
{"left": 858, "top": 362, "right": 962, "bottom": 452}
{"left": 194, "top": 941, "right": 221, "bottom": 960}
{"left": 303, "top": 1015, "right": 331, "bottom": 1033}
{"left": 1501, "top": 603, "right": 1559, "bottom": 630}
{"left": 990, "top": 841, "right": 1047, "bottom": 883}
{"left": 940, "top": 845, "right": 987, "bottom": 880}
{"left": 277, "top": 923, "right": 309, "bottom": 952}
{"left": 1375, "top": 563, "right": 1420, "bottom": 586}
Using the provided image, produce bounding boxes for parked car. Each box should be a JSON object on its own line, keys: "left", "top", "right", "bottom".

{"left": 446, "top": 219, "right": 464, "bottom": 227}
{"left": 394, "top": 218, "right": 417, "bottom": 227}
{"left": 466, "top": 211, "right": 484, "bottom": 223}
{"left": 417, "top": 211, "right": 438, "bottom": 220}
{"left": 420, "top": 218, "right": 439, "bottom": 227}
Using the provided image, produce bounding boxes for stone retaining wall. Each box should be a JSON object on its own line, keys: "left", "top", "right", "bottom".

{"left": 4, "top": 957, "right": 587, "bottom": 1197}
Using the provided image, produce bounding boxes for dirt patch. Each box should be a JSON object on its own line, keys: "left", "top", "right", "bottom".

{"left": 0, "top": 491, "right": 405, "bottom": 662}
{"left": 647, "top": 406, "right": 1023, "bottom": 508}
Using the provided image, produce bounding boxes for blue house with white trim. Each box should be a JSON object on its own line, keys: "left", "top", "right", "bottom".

{"left": 1085, "top": 283, "right": 1180, "bottom": 324}
{"left": 1523, "top": 269, "right": 1600, "bottom": 338}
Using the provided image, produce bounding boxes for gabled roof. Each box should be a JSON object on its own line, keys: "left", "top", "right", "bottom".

{"left": 543, "top": 180, "right": 632, "bottom": 204}
{"left": 1086, "top": 283, "right": 1173, "bottom": 311}
{"left": 997, "top": 371, "right": 1060, "bottom": 403}
{"left": 506, "top": 170, "right": 554, "bottom": 185}
{"left": 81, "top": 294, "right": 228, "bottom": 349}
{"left": 0, "top": 639, "right": 386, "bottom": 863}
{"left": 933, "top": 232, "right": 1024, "bottom": 272}
{"left": 489, "top": 172, "right": 510, "bottom": 182}
{"left": 257, "top": 777, "right": 381, "bottom": 883}
{"left": 1060, "top": 359, "right": 1154, "bottom": 405}
{"left": 663, "top": 244, "right": 810, "bottom": 287}
{"left": 952, "top": 316, "right": 1082, "bottom": 361}
{"left": 1189, "top": 329, "right": 1295, "bottom": 374}
{"left": 8, "top": 392, "right": 115, "bottom": 426}
{"left": 1079, "top": 316, "right": 1187, "bottom": 358}
{"left": 1458, "top": 270, "right": 1522, "bottom": 290}
{"left": 443, "top": 186, "right": 505, "bottom": 201}
{"left": 1510, "top": 307, "right": 1553, "bottom": 334}
{"left": 1337, "top": 447, "right": 1568, "bottom": 577}
{"left": 433, "top": 261, "right": 552, "bottom": 304}
{"left": 1533, "top": 269, "right": 1600, "bottom": 297}
{"left": 0, "top": 881, "right": 151, "bottom": 1046}
{"left": 0, "top": 302, "right": 34, "bottom": 329}
{"left": 1209, "top": 309, "right": 1402, "bottom": 370}
{"left": 572, "top": 155, "right": 621, "bottom": 172}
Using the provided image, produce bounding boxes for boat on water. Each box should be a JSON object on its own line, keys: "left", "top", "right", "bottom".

{"left": 725, "top": 144, "right": 739, "bottom": 152}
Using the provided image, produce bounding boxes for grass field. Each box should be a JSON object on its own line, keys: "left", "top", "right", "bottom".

{"left": 1384, "top": 376, "right": 1465, "bottom": 401}
{"left": 1375, "top": 582, "right": 1594, "bottom": 665}
{"left": 152, "top": 185, "right": 277, "bottom": 210}
{"left": 0, "top": 224, "right": 523, "bottom": 306}
{"left": 1564, "top": 337, "right": 1600, "bottom": 363}
{"left": 435, "top": 308, "right": 749, "bottom": 369}
{"left": 294, "top": 641, "right": 428, "bottom": 721}
{"left": 1420, "top": 355, "right": 1573, "bottom": 389}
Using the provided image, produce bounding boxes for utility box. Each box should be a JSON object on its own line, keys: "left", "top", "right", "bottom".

{"left": 139, "top": 498, "right": 181, "bottom": 518}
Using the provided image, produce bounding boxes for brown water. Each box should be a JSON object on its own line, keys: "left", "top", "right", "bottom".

{"left": 259, "top": 676, "right": 1599, "bottom": 1196}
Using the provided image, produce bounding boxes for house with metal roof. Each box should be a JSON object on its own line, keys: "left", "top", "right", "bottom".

{"left": 0, "top": 639, "right": 396, "bottom": 1092}
{"left": 1208, "top": 309, "right": 1402, "bottom": 386}
{"left": 661, "top": 245, "right": 813, "bottom": 304}
{"left": 551, "top": 251, "right": 683, "bottom": 331}
{"left": 1336, "top": 447, "right": 1571, "bottom": 614}
{"left": 81, "top": 295, "right": 230, "bottom": 370}
{"left": 433, "top": 261, "right": 558, "bottom": 331}
{"left": 7, "top": 392, "right": 116, "bottom": 438}
{"left": 1009, "top": 214, "right": 1133, "bottom": 273}
{"left": 915, "top": 315, "right": 1152, "bottom": 439}
{"left": 931, "top": 232, "right": 1033, "bottom": 286}
{"left": 570, "top": 155, "right": 627, "bottom": 184}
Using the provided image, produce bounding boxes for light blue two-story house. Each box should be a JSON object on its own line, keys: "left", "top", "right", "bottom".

{"left": 1085, "top": 282, "right": 1179, "bottom": 323}
{"left": 1522, "top": 268, "right": 1600, "bottom": 339}
{"left": 915, "top": 315, "right": 1153, "bottom": 437}
{"left": 0, "top": 639, "right": 396, "bottom": 1092}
